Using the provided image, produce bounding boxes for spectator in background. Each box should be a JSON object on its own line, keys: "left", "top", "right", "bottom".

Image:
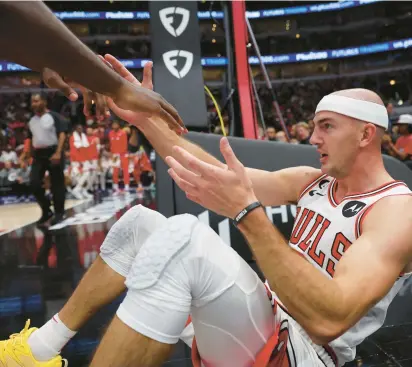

{"left": 214, "top": 115, "right": 229, "bottom": 136}
{"left": 69, "top": 124, "right": 92, "bottom": 200}
{"left": 109, "top": 119, "right": 130, "bottom": 193}
{"left": 265, "top": 126, "right": 277, "bottom": 141}
{"left": 0, "top": 143, "right": 18, "bottom": 166}
{"left": 275, "top": 131, "right": 287, "bottom": 142}
{"left": 307, "top": 119, "right": 315, "bottom": 135}
{"left": 19, "top": 131, "right": 32, "bottom": 167}
{"left": 84, "top": 126, "right": 100, "bottom": 193}
{"left": 386, "top": 102, "right": 398, "bottom": 130}
{"left": 384, "top": 114, "right": 412, "bottom": 169}
{"left": 289, "top": 124, "right": 297, "bottom": 140}
{"left": 0, "top": 143, "right": 18, "bottom": 186}
{"left": 27, "top": 93, "right": 68, "bottom": 225}
{"left": 295, "top": 122, "right": 311, "bottom": 145}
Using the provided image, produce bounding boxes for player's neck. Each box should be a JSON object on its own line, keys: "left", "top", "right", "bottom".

{"left": 335, "top": 154, "right": 392, "bottom": 198}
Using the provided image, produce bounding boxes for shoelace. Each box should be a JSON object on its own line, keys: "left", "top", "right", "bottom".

{"left": 0, "top": 320, "right": 31, "bottom": 363}
{"left": 0, "top": 321, "right": 68, "bottom": 367}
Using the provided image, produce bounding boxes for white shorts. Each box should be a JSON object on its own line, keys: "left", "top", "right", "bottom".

{"left": 70, "top": 162, "right": 81, "bottom": 178}
{"left": 83, "top": 160, "right": 98, "bottom": 171}
{"left": 100, "top": 207, "right": 335, "bottom": 367}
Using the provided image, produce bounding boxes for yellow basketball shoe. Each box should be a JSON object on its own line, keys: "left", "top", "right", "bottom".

{"left": 0, "top": 320, "right": 68, "bottom": 367}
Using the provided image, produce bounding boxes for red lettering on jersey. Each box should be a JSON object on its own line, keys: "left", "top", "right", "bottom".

{"left": 298, "top": 213, "right": 323, "bottom": 251}
{"left": 326, "top": 232, "right": 352, "bottom": 277}
{"left": 307, "top": 216, "right": 330, "bottom": 267}
{"left": 290, "top": 208, "right": 315, "bottom": 245}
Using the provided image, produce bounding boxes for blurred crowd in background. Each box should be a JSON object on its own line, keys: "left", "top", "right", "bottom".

{"left": 1, "top": 0, "right": 412, "bottom": 201}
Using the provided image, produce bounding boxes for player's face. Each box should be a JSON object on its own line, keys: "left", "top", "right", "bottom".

{"left": 311, "top": 112, "right": 361, "bottom": 178}
{"left": 75, "top": 125, "right": 83, "bottom": 134}
{"left": 112, "top": 122, "right": 120, "bottom": 131}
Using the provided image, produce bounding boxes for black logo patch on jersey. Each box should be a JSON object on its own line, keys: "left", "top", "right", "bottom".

{"left": 309, "top": 179, "right": 330, "bottom": 197}
{"left": 342, "top": 200, "right": 366, "bottom": 218}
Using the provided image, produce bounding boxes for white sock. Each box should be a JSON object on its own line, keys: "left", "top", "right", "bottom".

{"left": 125, "top": 184, "right": 129, "bottom": 190}
{"left": 113, "top": 183, "right": 119, "bottom": 190}
{"left": 28, "top": 313, "right": 77, "bottom": 361}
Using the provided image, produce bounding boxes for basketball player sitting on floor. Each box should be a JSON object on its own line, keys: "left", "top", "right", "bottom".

{"left": 1, "top": 58, "right": 412, "bottom": 367}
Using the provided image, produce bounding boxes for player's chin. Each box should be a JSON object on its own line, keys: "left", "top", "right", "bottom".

{"left": 320, "top": 161, "right": 331, "bottom": 174}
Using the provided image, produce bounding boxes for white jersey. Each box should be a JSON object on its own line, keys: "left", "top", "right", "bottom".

{"left": 276, "top": 173, "right": 411, "bottom": 365}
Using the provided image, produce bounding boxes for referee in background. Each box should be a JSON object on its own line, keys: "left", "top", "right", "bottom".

{"left": 26, "top": 93, "right": 68, "bottom": 226}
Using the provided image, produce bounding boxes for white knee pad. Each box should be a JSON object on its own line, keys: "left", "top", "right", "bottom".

{"left": 117, "top": 214, "right": 199, "bottom": 344}
{"left": 124, "top": 214, "right": 198, "bottom": 290}
{"left": 116, "top": 215, "right": 247, "bottom": 345}
{"left": 99, "top": 205, "right": 167, "bottom": 277}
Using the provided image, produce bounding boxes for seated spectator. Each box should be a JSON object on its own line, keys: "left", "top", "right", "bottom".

{"left": 265, "top": 126, "right": 277, "bottom": 141}
{"left": 275, "top": 131, "right": 287, "bottom": 142}
{"left": 0, "top": 144, "right": 18, "bottom": 167}
{"left": 0, "top": 144, "right": 18, "bottom": 187}
{"left": 383, "top": 114, "right": 412, "bottom": 169}
{"left": 295, "top": 122, "right": 311, "bottom": 145}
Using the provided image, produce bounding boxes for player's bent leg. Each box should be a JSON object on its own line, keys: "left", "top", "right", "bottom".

{"left": 90, "top": 315, "right": 173, "bottom": 367}
{"left": 59, "top": 204, "right": 168, "bottom": 330}
{"left": 115, "top": 214, "right": 276, "bottom": 367}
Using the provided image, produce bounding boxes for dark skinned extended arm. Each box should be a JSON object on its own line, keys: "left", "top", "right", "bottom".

{"left": 0, "top": 2, "right": 184, "bottom": 130}
{"left": 0, "top": 1, "right": 123, "bottom": 98}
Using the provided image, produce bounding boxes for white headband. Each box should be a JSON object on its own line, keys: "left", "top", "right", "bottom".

{"left": 315, "top": 95, "right": 388, "bottom": 129}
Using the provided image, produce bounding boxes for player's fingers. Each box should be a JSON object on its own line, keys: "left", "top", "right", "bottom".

{"left": 172, "top": 146, "right": 218, "bottom": 180}
{"left": 220, "top": 137, "right": 244, "bottom": 174}
{"left": 82, "top": 90, "right": 94, "bottom": 117}
{"left": 95, "top": 93, "right": 110, "bottom": 120}
{"left": 159, "top": 99, "right": 186, "bottom": 132}
{"left": 107, "top": 98, "right": 134, "bottom": 122}
{"left": 165, "top": 156, "right": 202, "bottom": 187}
{"left": 98, "top": 54, "right": 114, "bottom": 70}
{"left": 104, "top": 54, "right": 140, "bottom": 85}
{"left": 142, "top": 61, "right": 154, "bottom": 90}
{"left": 167, "top": 168, "right": 199, "bottom": 196}
{"left": 157, "top": 107, "right": 184, "bottom": 135}
{"left": 42, "top": 68, "right": 78, "bottom": 101}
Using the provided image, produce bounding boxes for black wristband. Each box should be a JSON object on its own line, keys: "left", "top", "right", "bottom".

{"left": 233, "top": 201, "right": 262, "bottom": 227}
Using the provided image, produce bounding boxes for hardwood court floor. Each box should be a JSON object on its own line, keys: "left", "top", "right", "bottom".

{"left": 0, "top": 199, "right": 86, "bottom": 234}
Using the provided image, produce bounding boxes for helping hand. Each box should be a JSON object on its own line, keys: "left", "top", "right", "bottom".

{"left": 165, "top": 137, "right": 258, "bottom": 219}
{"left": 103, "top": 54, "right": 186, "bottom": 135}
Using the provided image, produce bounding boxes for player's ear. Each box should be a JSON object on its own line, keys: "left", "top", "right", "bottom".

{"left": 359, "top": 123, "right": 376, "bottom": 148}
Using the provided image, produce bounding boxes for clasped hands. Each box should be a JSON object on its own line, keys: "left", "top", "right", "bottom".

{"left": 42, "top": 54, "right": 186, "bottom": 135}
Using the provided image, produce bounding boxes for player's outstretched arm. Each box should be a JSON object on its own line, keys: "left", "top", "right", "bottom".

{"left": 0, "top": 2, "right": 183, "bottom": 131}
{"left": 238, "top": 194, "right": 412, "bottom": 345}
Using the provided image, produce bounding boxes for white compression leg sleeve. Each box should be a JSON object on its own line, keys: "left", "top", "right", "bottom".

{"left": 86, "top": 170, "right": 97, "bottom": 191}
{"left": 117, "top": 214, "right": 276, "bottom": 367}
{"left": 74, "top": 171, "right": 88, "bottom": 191}
{"left": 99, "top": 169, "right": 107, "bottom": 190}
{"left": 99, "top": 204, "right": 168, "bottom": 277}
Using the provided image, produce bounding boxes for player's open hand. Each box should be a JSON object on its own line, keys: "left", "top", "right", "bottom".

{"left": 165, "top": 137, "right": 258, "bottom": 219}
{"left": 103, "top": 54, "right": 186, "bottom": 135}
{"left": 41, "top": 67, "right": 110, "bottom": 120}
